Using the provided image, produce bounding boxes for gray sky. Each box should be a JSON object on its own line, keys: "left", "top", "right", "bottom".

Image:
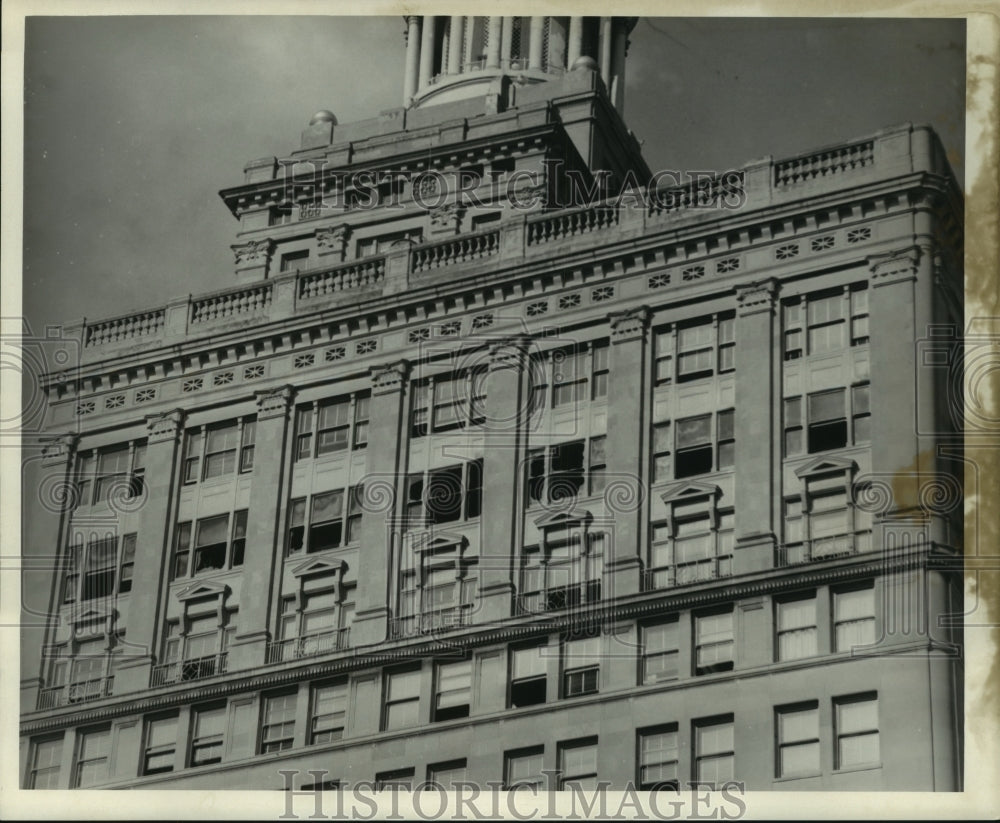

{"left": 21, "top": 15, "right": 966, "bottom": 336}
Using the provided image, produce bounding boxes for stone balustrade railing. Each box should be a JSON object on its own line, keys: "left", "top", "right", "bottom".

{"left": 69, "top": 125, "right": 948, "bottom": 360}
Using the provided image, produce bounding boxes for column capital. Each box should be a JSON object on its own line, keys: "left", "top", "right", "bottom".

{"left": 231, "top": 239, "right": 274, "bottom": 267}
{"left": 489, "top": 336, "right": 530, "bottom": 371}
{"left": 145, "top": 409, "right": 185, "bottom": 444}
{"left": 40, "top": 432, "right": 79, "bottom": 467}
{"left": 371, "top": 360, "right": 410, "bottom": 395}
{"left": 735, "top": 278, "right": 779, "bottom": 316}
{"left": 868, "top": 245, "right": 921, "bottom": 286}
{"left": 255, "top": 385, "right": 295, "bottom": 420}
{"left": 428, "top": 202, "right": 465, "bottom": 235}
{"left": 608, "top": 305, "right": 650, "bottom": 343}
{"left": 316, "top": 223, "right": 351, "bottom": 258}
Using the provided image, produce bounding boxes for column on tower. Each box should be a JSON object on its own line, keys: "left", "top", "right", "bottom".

{"left": 568, "top": 17, "right": 584, "bottom": 64}
{"left": 447, "top": 16, "right": 464, "bottom": 75}
{"left": 486, "top": 17, "right": 502, "bottom": 69}
{"left": 732, "top": 280, "right": 780, "bottom": 575}
{"left": 500, "top": 17, "right": 514, "bottom": 67}
{"left": 403, "top": 16, "right": 421, "bottom": 104}
{"left": 599, "top": 17, "right": 612, "bottom": 83}
{"left": 418, "top": 15, "right": 436, "bottom": 89}
{"left": 529, "top": 17, "right": 545, "bottom": 70}
{"left": 610, "top": 19, "right": 629, "bottom": 113}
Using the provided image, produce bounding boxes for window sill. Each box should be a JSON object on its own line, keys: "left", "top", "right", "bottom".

{"left": 834, "top": 762, "right": 883, "bottom": 775}
{"left": 773, "top": 771, "right": 823, "bottom": 783}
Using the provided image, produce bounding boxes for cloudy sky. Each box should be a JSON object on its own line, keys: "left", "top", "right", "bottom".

{"left": 19, "top": 14, "right": 966, "bottom": 337}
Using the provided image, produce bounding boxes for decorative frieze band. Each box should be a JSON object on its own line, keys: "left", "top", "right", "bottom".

{"left": 145, "top": 409, "right": 185, "bottom": 444}
{"left": 255, "top": 385, "right": 294, "bottom": 420}
{"left": 735, "top": 278, "right": 778, "bottom": 316}
{"left": 608, "top": 306, "right": 650, "bottom": 343}
{"left": 868, "top": 245, "right": 921, "bottom": 286}
{"left": 371, "top": 360, "right": 410, "bottom": 395}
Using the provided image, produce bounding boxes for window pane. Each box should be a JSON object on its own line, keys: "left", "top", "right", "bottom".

{"left": 780, "top": 707, "right": 817, "bottom": 741}
{"left": 196, "top": 515, "right": 229, "bottom": 547}
{"left": 809, "top": 389, "right": 845, "bottom": 422}
{"left": 676, "top": 415, "right": 711, "bottom": 446}
{"left": 836, "top": 588, "right": 874, "bottom": 621}
{"left": 512, "top": 645, "right": 547, "bottom": 679}
{"left": 781, "top": 741, "right": 820, "bottom": 775}
{"left": 838, "top": 699, "right": 878, "bottom": 734}
{"left": 778, "top": 598, "right": 815, "bottom": 630}
{"left": 311, "top": 491, "right": 344, "bottom": 522}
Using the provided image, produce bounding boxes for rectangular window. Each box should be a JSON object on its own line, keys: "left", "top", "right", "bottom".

{"left": 74, "top": 726, "right": 111, "bottom": 788}
{"left": 310, "top": 680, "right": 347, "bottom": 744}
{"left": 428, "top": 759, "right": 467, "bottom": 789}
{"left": 286, "top": 487, "right": 364, "bottom": 555}
{"left": 411, "top": 371, "right": 488, "bottom": 437}
{"left": 850, "top": 286, "right": 869, "bottom": 345}
{"left": 118, "top": 534, "right": 136, "bottom": 594}
{"left": 383, "top": 668, "right": 421, "bottom": 731}
{"left": 652, "top": 421, "right": 671, "bottom": 482}
{"left": 561, "top": 634, "right": 600, "bottom": 698}
{"left": 783, "top": 397, "right": 803, "bottom": 456}
{"left": 143, "top": 714, "right": 178, "bottom": 775}
{"left": 786, "top": 383, "right": 871, "bottom": 456}
{"left": 172, "top": 522, "right": 192, "bottom": 579}
{"left": 835, "top": 693, "right": 879, "bottom": 769}
{"left": 694, "top": 610, "right": 734, "bottom": 674}
{"left": 28, "top": 736, "right": 63, "bottom": 789}
{"left": 674, "top": 410, "right": 733, "bottom": 479}
{"left": 434, "top": 659, "right": 471, "bottom": 722}
{"left": 776, "top": 594, "right": 817, "bottom": 661}
{"left": 806, "top": 290, "right": 846, "bottom": 355}
{"left": 505, "top": 746, "right": 545, "bottom": 790}
{"left": 356, "top": 227, "right": 421, "bottom": 258}
{"left": 638, "top": 725, "right": 679, "bottom": 790}
{"left": 641, "top": 619, "right": 679, "bottom": 684}
{"left": 526, "top": 438, "right": 605, "bottom": 505}
{"left": 693, "top": 716, "right": 734, "bottom": 787}
{"left": 558, "top": 738, "right": 598, "bottom": 790}
{"left": 852, "top": 384, "right": 871, "bottom": 443}
{"left": 294, "top": 394, "right": 370, "bottom": 460}
{"left": 190, "top": 704, "right": 226, "bottom": 767}
{"left": 280, "top": 249, "right": 309, "bottom": 272}
{"left": 510, "top": 643, "right": 547, "bottom": 708}
{"left": 833, "top": 584, "right": 876, "bottom": 651}
{"left": 777, "top": 702, "right": 820, "bottom": 777}
{"left": 183, "top": 419, "right": 254, "bottom": 482}
{"left": 592, "top": 342, "right": 609, "bottom": 399}
{"left": 203, "top": 421, "right": 240, "bottom": 479}
{"left": 261, "top": 692, "right": 296, "bottom": 753}
{"left": 808, "top": 389, "right": 847, "bottom": 453}
{"left": 675, "top": 313, "right": 735, "bottom": 382}
{"left": 81, "top": 536, "right": 116, "bottom": 601}
{"left": 94, "top": 446, "right": 129, "bottom": 503}
{"left": 654, "top": 330, "right": 673, "bottom": 386}
{"left": 240, "top": 419, "right": 256, "bottom": 472}
{"left": 404, "top": 460, "right": 483, "bottom": 529}
{"left": 191, "top": 511, "right": 247, "bottom": 574}
{"left": 375, "top": 768, "right": 415, "bottom": 790}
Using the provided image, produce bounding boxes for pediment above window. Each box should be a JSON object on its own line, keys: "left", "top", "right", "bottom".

{"left": 176, "top": 580, "right": 229, "bottom": 602}
{"left": 659, "top": 480, "right": 721, "bottom": 505}
{"left": 532, "top": 509, "right": 593, "bottom": 530}
{"left": 411, "top": 531, "right": 469, "bottom": 557}
{"left": 290, "top": 556, "right": 347, "bottom": 579}
{"left": 71, "top": 606, "right": 117, "bottom": 636}
{"left": 794, "top": 455, "right": 857, "bottom": 479}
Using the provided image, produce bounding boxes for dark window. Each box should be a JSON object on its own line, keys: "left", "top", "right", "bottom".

{"left": 280, "top": 250, "right": 309, "bottom": 272}
{"left": 434, "top": 659, "right": 471, "bottom": 722}
{"left": 807, "top": 389, "right": 847, "bottom": 453}
{"left": 675, "top": 415, "right": 712, "bottom": 478}
{"left": 510, "top": 643, "right": 547, "bottom": 708}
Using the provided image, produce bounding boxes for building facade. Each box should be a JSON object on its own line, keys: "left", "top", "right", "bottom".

{"left": 20, "top": 15, "right": 964, "bottom": 793}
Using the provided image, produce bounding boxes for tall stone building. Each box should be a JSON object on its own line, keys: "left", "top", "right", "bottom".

{"left": 20, "top": 15, "right": 964, "bottom": 792}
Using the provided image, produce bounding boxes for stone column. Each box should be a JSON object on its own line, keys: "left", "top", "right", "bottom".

{"left": 231, "top": 239, "right": 273, "bottom": 283}
{"left": 486, "top": 17, "right": 502, "bottom": 69}
{"left": 21, "top": 433, "right": 78, "bottom": 714}
{"left": 447, "top": 16, "right": 464, "bottom": 75}
{"left": 227, "top": 386, "right": 294, "bottom": 672}
{"left": 478, "top": 338, "right": 528, "bottom": 622}
{"left": 603, "top": 307, "right": 650, "bottom": 598}
{"left": 500, "top": 17, "right": 513, "bottom": 67}
{"left": 114, "top": 410, "right": 184, "bottom": 694}
{"left": 403, "top": 16, "right": 421, "bottom": 104}
{"left": 733, "top": 280, "right": 779, "bottom": 574}
{"left": 529, "top": 17, "right": 545, "bottom": 70}
{"left": 610, "top": 19, "right": 628, "bottom": 113}
{"left": 315, "top": 223, "right": 351, "bottom": 264}
{"left": 352, "top": 361, "right": 410, "bottom": 646}
{"left": 568, "top": 17, "right": 584, "bottom": 65}
{"left": 599, "top": 18, "right": 612, "bottom": 84}
{"left": 419, "top": 16, "right": 436, "bottom": 89}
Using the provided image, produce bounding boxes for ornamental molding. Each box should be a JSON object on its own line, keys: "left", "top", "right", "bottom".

{"left": 793, "top": 455, "right": 858, "bottom": 479}
{"left": 608, "top": 306, "right": 650, "bottom": 343}
{"left": 428, "top": 202, "right": 465, "bottom": 231}
{"left": 175, "top": 580, "right": 229, "bottom": 603}
{"left": 533, "top": 509, "right": 594, "bottom": 530}
{"left": 659, "top": 480, "right": 722, "bottom": 505}
{"left": 315, "top": 223, "right": 351, "bottom": 252}
{"left": 371, "top": 360, "right": 410, "bottom": 395}
{"left": 290, "top": 556, "right": 347, "bottom": 579}
{"left": 868, "top": 245, "right": 921, "bottom": 284}
{"left": 39, "top": 433, "right": 78, "bottom": 466}
{"left": 255, "top": 385, "right": 294, "bottom": 420}
{"left": 488, "top": 336, "right": 529, "bottom": 371}
{"left": 231, "top": 239, "right": 274, "bottom": 267}
{"left": 735, "top": 278, "right": 778, "bottom": 315}
{"left": 145, "top": 409, "right": 184, "bottom": 444}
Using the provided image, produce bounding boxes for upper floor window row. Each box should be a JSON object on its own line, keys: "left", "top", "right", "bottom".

{"left": 655, "top": 313, "right": 735, "bottom": 387}
{"left": 75, "top": 441, "right": 146, "bottom": 509}
{"left": 526, "top": 437, "right": 606, "bottom": 505}
{"left": 411, "top": 371, "right": 487, "bottom": 438}
{"left": 529, "top": 341, "right": 609, "bottom": 414}
{"left": 172, "top": 511, "right": 247, "bottom": 579}
{"left": 784, "top": 383, "right": 870, "bottom": 456}
{"left": 784, "top": 285, "right": 869, "bottom": 360}
{"left": 62, "top": 531, "right": 136, "bottom": 604}
{"left": 295, "top": 392, "right": 370, "bottom": 461}
{"left": 183, "top": 417, "right": 255, "bottom": 484}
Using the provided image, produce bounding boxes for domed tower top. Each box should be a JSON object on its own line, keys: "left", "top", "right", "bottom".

{"left": 401, "top": 16, "right": 638, "bottom": 115}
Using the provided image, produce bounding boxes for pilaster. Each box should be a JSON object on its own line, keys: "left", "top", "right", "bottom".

{"left": 228, "top": 386, "right": 294, "bottom": 672}
{"left": 603, "top": 306, "right": 650, "bottom": 597}
{"left": 352, "top": 361, "right": 410, "bottom": 646}
{"left": 733, "top": 279, "right": 779, "bottom": 574}
{"left": 114, "top": 410, "right": 183, "bottom": 694}
{"left": 478, "top": 337, "right": 529, "bottom": 622}
{"left": 231, "top": 239, "right": 274, "bottom": 283}
{"left": 315, "top": 223, "right": 351, "bottom": 264}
